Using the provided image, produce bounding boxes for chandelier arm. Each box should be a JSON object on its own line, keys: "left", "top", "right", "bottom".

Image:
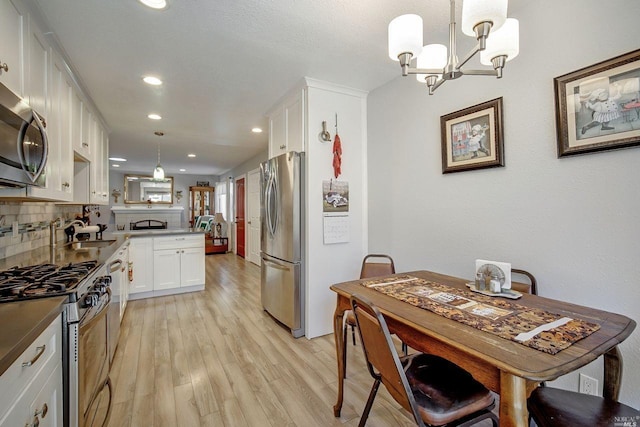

{"left": 403, "top": 67, "right": 445, "bottom": 75}
{"left": 455, "top": 43, "right": 483, "bottom": 71}
{"left": 460, "top": 69, "right": 499, "bottom": 76}
{"left": 430, "top": 78, "right": 447, "bottom": 94}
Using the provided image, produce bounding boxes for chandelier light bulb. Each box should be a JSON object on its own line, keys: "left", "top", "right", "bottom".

{"left": 388, "top": 14, "right": 424, "bottom": 61}
{"left": 480, "top": 18, "right": 519, "bottom": 65}
{"left": 416, "top": 44, "right": 448, "bottom": 82}
{"left": 461, "top": 0, "right": 508, "bottom": 37}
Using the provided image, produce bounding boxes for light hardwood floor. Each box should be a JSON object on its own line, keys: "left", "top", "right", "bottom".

{"left": 108, "top": 253, "right": 496, "bottom": 427}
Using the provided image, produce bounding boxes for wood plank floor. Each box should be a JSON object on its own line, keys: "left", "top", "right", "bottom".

{"left": 108, "top": 253, "right": 496, "bottom": 427}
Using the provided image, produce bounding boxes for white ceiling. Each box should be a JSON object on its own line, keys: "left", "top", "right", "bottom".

{"left": 32, "top": 0, "right": 502, "bottom": 176}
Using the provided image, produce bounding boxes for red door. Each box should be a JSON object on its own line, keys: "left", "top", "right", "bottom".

{"left": 235, "top": 177, "right": 246, "bottom": 258}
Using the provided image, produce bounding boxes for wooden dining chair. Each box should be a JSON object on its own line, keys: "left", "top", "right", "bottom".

{"left": 343, "top": 254, "right": 401, "bottom": 378}
{"left": 510, "top": 268, "right": 538, "bottom": 295}
{"left": 527, "top": 347, "right": 640, "bottom": 426}
{"left": 350, "top": 294, "right": 499, "bottom": 427}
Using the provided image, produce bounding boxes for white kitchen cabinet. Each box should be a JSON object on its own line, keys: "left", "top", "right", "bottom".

{"left": 0, "top": 0, "right": 27, "bottom": 98}
{"left": 26, "top": 19, "right": 48, "bottom": 120}
{"left": 267, "top": 88, "right": 305, "bottom": 158}
{"left": 153, "top": 234, "right": 205, "bottom": 290}
{"left": 128, "top": 237, "right": 154, "bottom": 296}
{"left": 0, "top": 315, "right": 62, "bottom": 427}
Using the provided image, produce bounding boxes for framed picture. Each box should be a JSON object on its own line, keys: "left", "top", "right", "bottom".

{"left": 440, "top": 97, "right": 504, "bottom": 174}
{"left": 554, "top": 49, "right": 640, "bottom": 157}
{"left": 196, "top": 181, "right": 209, "bottom": 186}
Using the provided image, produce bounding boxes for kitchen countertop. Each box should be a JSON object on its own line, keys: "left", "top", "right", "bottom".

{"left": 0, "top": 296, "right": 66, "bottom": 376}
{"left": 0, "top": 228, "right": 204, "bottom": 377}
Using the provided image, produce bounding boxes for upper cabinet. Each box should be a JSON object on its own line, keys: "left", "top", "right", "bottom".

{"left": 0, "top": 0, "right": 26, "bottom": 98}
{"left": 267, "top": 88, "right": 305, "bottom": 158}
{"left": 0, "top": 0, "right": 109, "bottom": 204}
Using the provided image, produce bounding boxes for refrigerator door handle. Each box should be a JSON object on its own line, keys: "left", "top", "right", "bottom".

{"left": 261, "top": 254, "right": 290, "bottom": 271}
{"left": 266, "top": 174, "right": 278, "bottom": 237}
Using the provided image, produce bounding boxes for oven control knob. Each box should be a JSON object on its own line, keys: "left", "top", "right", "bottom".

{"left": 82, "top": 293, "right": 99, "bottom": 308}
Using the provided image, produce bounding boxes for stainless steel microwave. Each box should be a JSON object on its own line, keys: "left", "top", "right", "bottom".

{"left": 0, "top": 82, "right": 48, "bottom": 188}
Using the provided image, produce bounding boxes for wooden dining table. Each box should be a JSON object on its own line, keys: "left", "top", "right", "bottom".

{"left": 330, "top": 270, "right": 636, "bottom": 427}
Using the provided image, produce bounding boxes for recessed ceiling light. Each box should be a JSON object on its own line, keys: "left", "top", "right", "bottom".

{"left": 139, "top": 0, "right": 167, "bottom": 10}
{"left": 143, "top": 75, "right": 162, "bottom": 85}
{"left": 108, "top": 157, "right": 127, "bottom": 162}
{"left": 148, "top": 114, "right": 162, "bottom": 120}
{"left": 179, "top": 169, "right": 186, "bottom": 172}
{"left": 187, "top": 154, "right": 196, "bottom": 158}
{"left": 251, "top": 127, "right": 263, "bottom": 133}
{"left": 112, "top": 164, "right": 120, "bottom": 168}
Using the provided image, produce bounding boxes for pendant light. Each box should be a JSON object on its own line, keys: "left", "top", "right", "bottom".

{"left": 153, "top": 131, "right": 165, "bottom": 180}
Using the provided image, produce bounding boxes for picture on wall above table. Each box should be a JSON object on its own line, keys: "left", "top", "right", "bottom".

{"left": 322, "top": 180, "right": 349, "bottom": 212}
{"left": 554, "top": 49, "right": 640, "bottom": 157}
{"left": 440, "top": 97, "right": 504, "bottom": 174}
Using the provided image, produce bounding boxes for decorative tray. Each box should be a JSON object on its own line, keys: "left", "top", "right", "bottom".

{"left": 466, "top": 283, "right": 522, "bottom": 299}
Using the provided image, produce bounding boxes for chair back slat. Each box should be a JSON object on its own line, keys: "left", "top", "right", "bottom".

{"left": 511, "top": 268, "right": 538, "bottom": 295}
{"left": 360, "top": 254, "right": 395, "bottom": 279}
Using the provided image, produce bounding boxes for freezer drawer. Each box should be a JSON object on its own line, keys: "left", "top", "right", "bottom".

{"left": 260, "top": 254, "right": 304, "bottom": 338}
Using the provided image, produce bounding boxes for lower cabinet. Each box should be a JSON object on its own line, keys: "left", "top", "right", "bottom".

{"left": 0, "top": 315, "right": 63, "bottom": 427}
{"left": 129, "top": 233, "right": 205, "bottom": 300}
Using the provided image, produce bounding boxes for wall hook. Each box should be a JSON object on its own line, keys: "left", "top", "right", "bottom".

{"left": 335, "top": 113, "right": 338, "bottom": 134}
{"left": 319, "top": 121, "right": 331, "bottom": 142}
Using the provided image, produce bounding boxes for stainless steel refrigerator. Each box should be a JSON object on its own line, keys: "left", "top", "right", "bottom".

{"left": 260, "top": 151, "right": 305, "bottom": 338}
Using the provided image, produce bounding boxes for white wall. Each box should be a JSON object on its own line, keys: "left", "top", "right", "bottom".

{"left": 367, "top": 0, "right": 640, "bottom": 407}
{"left": 304, "top": 80, "right": 368, "bottom": 338}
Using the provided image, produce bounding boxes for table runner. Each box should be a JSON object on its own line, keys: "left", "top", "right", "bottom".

{"left": 360, "top": 275, "right": 600, "bottom": 355}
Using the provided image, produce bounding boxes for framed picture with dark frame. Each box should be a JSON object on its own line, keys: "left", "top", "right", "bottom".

{"left": 554, "top": 49, "right": 640, "bottom": 157}
{"left": 440, "top": 97, "right": 504, "bottom": 174}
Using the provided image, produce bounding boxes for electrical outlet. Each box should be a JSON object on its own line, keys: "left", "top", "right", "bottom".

{"left": 12, "top": 221, "right": 18, "bottom": 238}
{"left": 579, "top": 373, "right": 598, "bottom": 396}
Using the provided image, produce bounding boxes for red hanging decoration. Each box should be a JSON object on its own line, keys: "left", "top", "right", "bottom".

{"left": 332, "top": 133, "right": 342, "bottom": 178}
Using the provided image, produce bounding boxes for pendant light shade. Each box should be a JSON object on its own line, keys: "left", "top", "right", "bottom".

{"left": 480, "top": 18, "right": 519, "bottom": 65}
{"left": 461, "top": 0, "right": 508, "bottom": 36}
{"left": 388, "top": 14, "right": 423, "bottom": 60}
{"left": 153, "top": 146, "right": 165, "bottom": 180}
{"left": 415, "top": 44, "right": 448, "bottom": 82}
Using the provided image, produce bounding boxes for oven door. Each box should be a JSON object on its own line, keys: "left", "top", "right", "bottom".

{"left": 78, "top": 294, "right": 111, "bottom": 427}
{"left": 84, "top": 378, "right": 112, "bottom": 427}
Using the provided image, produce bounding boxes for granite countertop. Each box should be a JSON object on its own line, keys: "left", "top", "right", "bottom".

{"left": 0, "top": 296, "right": 66, "bottom": 376}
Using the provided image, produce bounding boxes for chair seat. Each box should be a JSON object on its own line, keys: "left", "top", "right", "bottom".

{"left": 404, "top": 354, "right": 495, "bottom": 426}
{"left": 345, "top": 309, "right": 356, "bottom": 326}
{"left": 528, "top": 386, "right": 640, "bottom": 427}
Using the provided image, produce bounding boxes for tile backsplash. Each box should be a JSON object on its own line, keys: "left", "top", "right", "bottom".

{"left": 0, "top": 202, "right": 83, "bottom": 259}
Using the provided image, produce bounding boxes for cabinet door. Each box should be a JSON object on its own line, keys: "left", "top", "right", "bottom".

{"left": 129, "top": 238, "right": 154, "bottom": 295}
{"left": 0, "top": 0, "right": 26, "bottom": 97}
{"left": 101, "top": 130, "right": 109, "bottom": 203}
{"left": 71, "top": 91, "right": 86, "bottom": 157}
{"left": 268, "top": 107, "right": 286, "bottom": 158}
{"left": 27, "top": 22, "right": 48, "bottom": 118}
{"left": 180, "top": 247, "right": 205, "bottom": 287}
{"left": 28, "top": 365, "right": 63, "bottom": 427}
{"left": 285, "top": 90, "right": 304, "bottom": 153}
{"left": 153, "top": 249, "right": 181, "bottom": 290}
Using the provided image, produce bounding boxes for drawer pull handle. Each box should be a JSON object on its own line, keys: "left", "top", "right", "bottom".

{"left": 26, "top": 415, "right": 39, "bottom": 427}
{"left": 35, "top": 403, "right": 48, "bottom": 418}
{"left": 0, "top": 62, "right": 8, "bottom": 72}
{"left": 22, "top": 345, "right": 46, "bottom": 367}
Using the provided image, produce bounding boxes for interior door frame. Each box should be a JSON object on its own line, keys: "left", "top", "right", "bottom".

{"left": 234, "top": 174, "right": 246, "bottom": 256}
{"left": 246, "top": 167, "right": 261, "bottom": 266}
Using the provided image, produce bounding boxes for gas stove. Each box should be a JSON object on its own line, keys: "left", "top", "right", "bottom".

{"left": 0, "top": 260, "right": 100, "bottom": 303}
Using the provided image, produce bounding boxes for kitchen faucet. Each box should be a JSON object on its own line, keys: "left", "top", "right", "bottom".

{"left": 49, "top": 218, "right": 86, "bottom": 247}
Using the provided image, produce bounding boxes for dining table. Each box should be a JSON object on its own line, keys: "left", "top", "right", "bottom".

{"left": 330, "top": 270, "right": 636, "bottom": 427}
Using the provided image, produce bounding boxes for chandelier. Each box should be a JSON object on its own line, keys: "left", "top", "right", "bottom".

{"left": 388, "top": 0, "right": 519, "bottom": 94}
{"left": 153, "top": 131, "right": 165, "bottom": 180}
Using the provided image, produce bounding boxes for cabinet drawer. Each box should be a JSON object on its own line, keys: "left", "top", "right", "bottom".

{"left": 153, "top": 234, "right": 204, "bottom": 250}
{"left": 0, "top": 316, "right": 61, "bottom": 417}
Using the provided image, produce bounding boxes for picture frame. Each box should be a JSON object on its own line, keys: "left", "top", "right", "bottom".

{"left": 554, "top": 49, "right": 640, "bottom": 157}
{"left": 440, "top": 97, "right": 504, "bottom": 174}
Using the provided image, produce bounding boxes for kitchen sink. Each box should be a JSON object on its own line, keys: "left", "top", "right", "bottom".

{"left": 67, "top": 240, "right": 117, "bottom": 249}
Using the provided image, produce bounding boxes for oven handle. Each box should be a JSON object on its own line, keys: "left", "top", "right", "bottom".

{"left": 108, "top": 259, "right": 123, "bottom": 273}
{"left": 101, "top": 377, "right": 113, "bottom": 427}
{"left": 79, "top": 292, "right": 110, "bottom": 330}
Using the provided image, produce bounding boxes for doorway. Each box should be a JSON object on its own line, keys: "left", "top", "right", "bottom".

{"left": 247, "top": 168, "right": 261, "bottom": 266}
{"left": 235, "top": 177, "right": 246, "bottom": 258}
